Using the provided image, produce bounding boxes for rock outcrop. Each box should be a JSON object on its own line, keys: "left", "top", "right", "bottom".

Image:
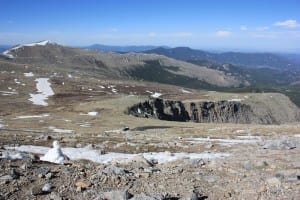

{"left": 188, "top": 101, "right": 253, "bottom": 123}
{"left": 128, "top": 95, "right": 300, "bottom": 124}
{"left": 128, "top": 98, "right": 190, "bottom": 122}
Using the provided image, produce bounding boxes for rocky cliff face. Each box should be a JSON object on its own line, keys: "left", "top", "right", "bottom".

{"left": 128, "top": 97, "right": 300, "bottom": 124}
{"left": 128, "top": 98, "right": 190, "bottom": 122}
{"left": 188, "top": 101, "right": 253, "bottom": 123}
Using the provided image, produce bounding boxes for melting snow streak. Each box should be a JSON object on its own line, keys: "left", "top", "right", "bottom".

{"left": 29, "top": 78, "right": 54, "bottom": 106}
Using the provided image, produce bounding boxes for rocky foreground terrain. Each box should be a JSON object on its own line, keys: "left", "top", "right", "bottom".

{"left": 1, "top": 124, "right": 300, "bottom": 200}
{"left": 0, "top": 41, "right": 300, "bottom": 199}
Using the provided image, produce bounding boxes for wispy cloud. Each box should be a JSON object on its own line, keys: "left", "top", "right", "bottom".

{"left": 274, "top": 19, "right": 299, "bottom": 28}
{"left": 240, "top": 25, "right": 248, "bottom": 31}
{"left": 214, "top": 30, "right": 232, "bottom": 38}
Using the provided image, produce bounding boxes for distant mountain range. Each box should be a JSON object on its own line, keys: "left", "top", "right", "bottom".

{"left": 80, "top": 45, "right": 300, "bottom": 70}
{"left": 83, "top": 44, "right": 169, "bottom": 52}
{"left": 144, "top": 47, "right": 300, "bottom": 70}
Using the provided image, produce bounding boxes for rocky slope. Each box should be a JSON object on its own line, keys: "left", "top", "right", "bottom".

{"left": 128, "top": 93, "right": 300, "bottom": 124}
{"left": 1, "top": 40, "right": 244, "bottom": 88}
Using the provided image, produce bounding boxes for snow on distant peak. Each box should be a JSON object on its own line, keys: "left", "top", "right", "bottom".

{"left": 18, "top": 40, "right": 52, "bottom": 47}
{"left": 2, "top": 40, "right": 53, "bottom": 59}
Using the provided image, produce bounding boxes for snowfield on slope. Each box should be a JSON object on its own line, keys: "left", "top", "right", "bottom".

{"left": 5, "top": 145, "right": 230, "bottom": 164}
{"left": 29, "top": 78, "right": 54, "bottom": 106}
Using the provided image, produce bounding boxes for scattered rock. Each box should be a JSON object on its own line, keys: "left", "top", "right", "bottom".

{"left": 203, "top": 175, "right": 220, "bottom": 183}
{"left": 102, "top": 190, "right": 133, "bottom": 200}
{"left": 103, "top": 165, "right": 126, "bottom": 175}
{"left": 34, "top": 167, "right": 51, "bottom": 177}
{"left": 28, "top": 153, "right": 40, "bottom": 161}
{"left": 0, "top": 175, "right": 14, "bottom": 181}
{"left": 44, "top": 135, "right": 52, "bottom": 141}
{"left": 31, "top": 186, "right": 43, "bottom": 196}
{"left": 20, "top": 163, "right": 28, "bottom": 170}
{"left": 75, "top": 180, "right": 91, "bottom": 190}
{"left": 243, "top": 161, "right": 253, "bottom": 170}
{"left": 285, "top": 175, "right": 300, "bottom": 182}
{"left": 263, "top": 138, "right": 298, "bottom": 150}
{"left": 254, "top": 160, "right": 268, "bottom": 168}
{"left": 205, "top": 143, "right": 214, "bottom": 149}
{"left": 266, "top": 177, "right": 281, "bottom": 187}
{"left": 45, "top": 172, "right": 54, "bottom": 179}
{"left": 50, "top": 192, "right": 62, "bottom": 200}
{"left": 191, "top": 191, "right": 199, "bottom": 200}
{"left": 76, "top": 186, "right": 82, "bottom": 192}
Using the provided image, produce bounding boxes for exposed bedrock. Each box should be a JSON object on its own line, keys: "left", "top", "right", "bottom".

{"left": 128, "top": 97, "right": 300, "bottom": 124}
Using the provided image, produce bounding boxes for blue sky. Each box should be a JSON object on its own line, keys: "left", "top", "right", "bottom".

{"left": 1, "top": 0, "right": 300, "bottom": 51}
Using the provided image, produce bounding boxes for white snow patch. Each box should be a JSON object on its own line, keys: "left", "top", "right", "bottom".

{"left": 40, "top": 141, "right": 65, "bottom": 164}
{"left": 98, "top": 85, "right": 105, "bottom": 89}
{"left": 145, "top": 90, "right": 153, "bottom": 94}
{"left": 228, "top": 98, "right": 243, "bottom": 102}
{"left": 2, "top": 50, "right": 14, "bottom": 58}
{"left": 88, "top": 111, "right": 98, "bottom": 116}
{"left": 0, "top": 91, "right": 18, "bottom": 96}
{"left": 151, "top": 92, "right": 162, "bottom": 98}
{"left": 0, "top": 119, "right": 6, "bottom": 129}
{"left": 181, "top": 89, "right": 192, "bottom": 94}
{"left": 14, "top": 114, "right": 49, "bottom": 119}
{"left": 186, "top": 136, "right": 261, "bottom": 146}
{"left": 235, "top": 129, "right": 246, "bottom": 133}
{"left": 0, "top": 152, "right": 29, "bottom": 160}
{"left": 24, "top": 72, "right": 34, "bottom": 77}
{"left": 14, "top": 79, "right": 21, "bottom": 84}
{"left": 67, "top": 74, "right": 72, "bottom": 78}
{"left": 294, "top": 134, "right": 300, "bottom": 138}
{"left": 208, "top": 128, "right": 222, "bottom": 131}
{"left": 6, "top": 145, "right": 230, "bottom": 164}
{"left": 111, "top": 88, "right": 118, "bottom": 93}
{"left": 48, "top": 126, "right": 74, "bottom": 134}
{"left": 236, "top": 135, "right": 262, "bottom": 140}
{"left": 29, "top": 78, "right": 54, "bottom": 106}
{"left": 79, "top": 122, "right": 91, "bottom": 128}
{"left": 80, "top": 111, "right": 98, "bottom": 116}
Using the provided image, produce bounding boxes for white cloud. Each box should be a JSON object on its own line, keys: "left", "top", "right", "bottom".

{"left": 240, "top": 25, "right": 248, "bottom": 31}
{"left": 274, "top": 19, "right": 299, "bottom": 28}
{"left": 214, "top": 30, "right": 232, "bottom": 38}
